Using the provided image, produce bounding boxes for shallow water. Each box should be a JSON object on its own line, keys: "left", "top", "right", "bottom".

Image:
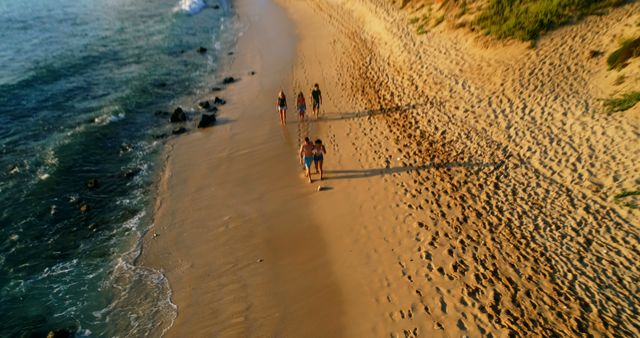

{"left": 0, "top": 0, "right": 236, "bottom": 336}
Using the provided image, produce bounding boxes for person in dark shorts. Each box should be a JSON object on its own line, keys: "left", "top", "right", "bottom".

{"left": 276, "top": 90, "right": 287, "bottom": 125}
{"left": 296, "top": 91, "right": 306, "bottom": 121}
{"left": 313, "top": 139, "right": 327, "bottom": 180}
{"left": 311, "top": 83, "right": 322, "bottom": 118}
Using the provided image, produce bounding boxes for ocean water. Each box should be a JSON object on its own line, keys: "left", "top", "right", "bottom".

{"left": 0, "top": 0, "right": 236, "bottom": 336}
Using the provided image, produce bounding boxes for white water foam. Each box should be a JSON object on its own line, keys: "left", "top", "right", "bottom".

{"left": 94, "top": 108, "right": 126, "bottom": 126}
{"left": 174, "top": 0, "right": 207, "bottom": 15}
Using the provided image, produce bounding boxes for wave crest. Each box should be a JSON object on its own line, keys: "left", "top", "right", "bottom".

{"left": 174, "top": 0, "right": 207, "bottom": 15}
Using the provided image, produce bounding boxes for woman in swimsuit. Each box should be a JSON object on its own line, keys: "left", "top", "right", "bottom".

{"left": 296, "top": 91, "right": 306, "bottom": 121}
{"left": 313, "top": 139, "right": 327, "bottom": 180}
{"left": 276, "top": 90, "right": 287, "bottom": 125}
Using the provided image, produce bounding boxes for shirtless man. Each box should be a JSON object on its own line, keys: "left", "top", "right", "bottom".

{"left": 299, "top": 137, "right": 315, "bottom": 183}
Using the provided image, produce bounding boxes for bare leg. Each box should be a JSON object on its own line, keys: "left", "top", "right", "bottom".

{"left": 306, "top": 166, "right": 312, "bottom": 183}
{"left": 314, "top": 160, "right": 319, "bottom": 174}
{"left": 283, "top": 109, "right": 287, "bottom": 125}
{"left": 319, "top": 160, "right": 324, "bottom": 180}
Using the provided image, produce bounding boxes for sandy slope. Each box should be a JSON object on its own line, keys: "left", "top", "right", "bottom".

{"left": 280, "top": 0, "right": 640, "bottom": 336}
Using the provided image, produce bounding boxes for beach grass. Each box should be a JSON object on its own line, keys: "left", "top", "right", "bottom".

{"left": 607, "top": 37, "right": 640, "bottom": 70}
{"left": 604, "top": 91, "right": 640, "bottom": 112}
{"left": 614, "top": 190, "right": 640, "bottom": 199}
{"left": 475, "top": 0, "right": 626, "bottom": 41}
{"left": 614, "top": 190, "right": 640, "bottom": 208}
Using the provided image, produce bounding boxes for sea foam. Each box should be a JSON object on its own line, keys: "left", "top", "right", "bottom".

{"left": 175, "top": 0, "right": 207, "bottom": 15}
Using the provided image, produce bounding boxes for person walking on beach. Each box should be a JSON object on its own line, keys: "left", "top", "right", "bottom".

{"left": 313, "top": 139, "right": 327, "bottom": 180}
{"left": 311, "top": 83, "right": 322, "bottom": 118}
{"left": 276, "top": 90, "right": 287, "bottom": 125}
{"left": 296, "top": 91, "right": 306, "bottom": 121}
{"left": 299, "top": 137, "right": 315, "bottom": 183}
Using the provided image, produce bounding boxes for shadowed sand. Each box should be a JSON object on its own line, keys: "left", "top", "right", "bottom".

{"left": 143, "top": 0, "right": 640, "bottom": 337}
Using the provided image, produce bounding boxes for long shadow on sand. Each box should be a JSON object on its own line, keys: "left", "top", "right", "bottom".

{"left": 325, "top": 160, "right": 504, "bottom": 180}
{"left": 288, "top": 102, "right": 430, "bottom": 124}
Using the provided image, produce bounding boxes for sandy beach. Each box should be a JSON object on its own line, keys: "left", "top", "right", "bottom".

{"left": 142, "top": 0, "right": 640, "bottom": 337}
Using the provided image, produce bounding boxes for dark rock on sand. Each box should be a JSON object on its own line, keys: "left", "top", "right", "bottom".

{"left": 198, "top": 114, "right": 216, "bottom": 128}
{"left": 172, "top": 127, "right": 188, "bottom": 135}
{"left": 222, "top": 77, "right": 236, "bottom": 84}
{"left": 86, "top": 178, "right": 99, "bottom": 189}
{"left": 170, "top": 107, "right": 187, "bottom": 123}
{"left": 198, "top": 101, "right": 211, "bottom": 109}
{"left": 589, "top": 50, "right": 604, "bottom": 58}
{"left": 214, "top": 97, "right": 226, "bottom": 105}
{"left": 249, "top": 70, "right": 256, "bottom": 76}
{"left": 228, "top": 51, "right": 234, "bottom": 56}
{"left": 197, "top": 46, "right": 208, "bottom": 53}
{"left": 211, "top": 87, "right": 222, "bottom": 92}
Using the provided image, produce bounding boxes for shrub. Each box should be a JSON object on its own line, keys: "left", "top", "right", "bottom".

{"left": 604, "top": 91, "right": 640, "bottom": 112}
{"left": 476, "top": 0, "right": 627, "bottom": 41}
{"left": 607, "top": 37, "right": 640, "bottom": 70}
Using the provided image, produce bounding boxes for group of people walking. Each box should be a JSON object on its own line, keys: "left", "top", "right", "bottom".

{"left": 276, "top": 83, "right": 323, "bottom": 125}
{"left": 277, "top": 84, "right": 328, "bottom": 183}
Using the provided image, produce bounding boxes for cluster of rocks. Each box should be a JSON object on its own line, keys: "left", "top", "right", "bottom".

{"left": 155, "top": 73, "right": 244, "bottom": 134}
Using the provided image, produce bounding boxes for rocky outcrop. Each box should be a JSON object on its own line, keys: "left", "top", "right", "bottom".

{"left": 197, "top": 114, "right": 216, "bottom": 128}
{"left": 222, "top": 77, "right": 236, "bottom": 84}
{"left": 86, "top": 179, "right": 99, "bottom": 189}
{"left": 46, "top": 329, "right": 72, "bottom": 338}
{"left": 170, "top": 107, "right": 187, "bottom": 123}
{"left": 172, "top": 127, "right": 188, "bottom": 135}
{"left": 122, "top": 168, "right": 142, "bottom": 179}
{"left": 214, "top": 97, "right": 226, "bottom": 105}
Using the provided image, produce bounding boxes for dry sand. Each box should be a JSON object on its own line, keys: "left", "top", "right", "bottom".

{"left": 143, "top": 0, "right": 640, "bottom": 337}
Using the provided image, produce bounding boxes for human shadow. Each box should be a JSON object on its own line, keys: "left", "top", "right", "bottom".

{"left": 325, "top": 160, "right": 505, "bottom": 180}
{"left": 309, "top": 102, "right": 430, "bottom": 122}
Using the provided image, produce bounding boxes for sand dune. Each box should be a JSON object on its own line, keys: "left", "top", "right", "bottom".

{"left": 281, "top": 0, "right": 640, "bottom": 336}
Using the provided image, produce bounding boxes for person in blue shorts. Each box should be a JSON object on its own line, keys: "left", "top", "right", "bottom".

{"left": 296, "top": 91, "right": 306, "bottom": 121}
{"left": 299, "top": 137, "right": 315, "bottom": 183}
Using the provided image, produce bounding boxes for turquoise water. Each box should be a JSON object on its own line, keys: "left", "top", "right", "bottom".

{"left": 0, "top": 0, "right": 235, "bottom": 336}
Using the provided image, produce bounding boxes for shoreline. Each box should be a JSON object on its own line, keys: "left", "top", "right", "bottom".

{"left": 140, "top": 0, "right": 347, "bottom": 336}
{"left": 142, "top": 0, "right": 639, "bottom": 337}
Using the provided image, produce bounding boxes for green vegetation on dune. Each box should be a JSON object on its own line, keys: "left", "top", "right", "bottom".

{"left": 475, "top": 0, "right": 627, "bottom": 41}
{"left": 614, "top": 190, "right": 640, "bottom": 199}
{"left": 614, "top": 190, "right": 640, "bottom": 209}
{"left": 604, "top": 91, "right": 640, "bottom": 112}
{"left": 607, "top": 37, "right": 640, "bottom": 69}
